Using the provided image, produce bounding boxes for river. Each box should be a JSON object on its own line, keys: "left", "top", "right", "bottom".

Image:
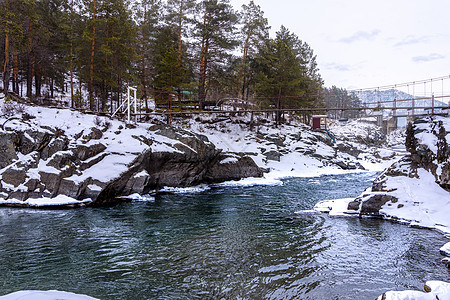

{"left": 0, "top": 172, "right": 448, "bottom": 299}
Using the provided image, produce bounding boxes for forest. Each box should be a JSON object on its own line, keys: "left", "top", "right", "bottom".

{"left": 0, "top": 0, "right": 357, "bottom": 114}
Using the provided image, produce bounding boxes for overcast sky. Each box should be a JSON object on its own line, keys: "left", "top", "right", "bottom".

{"left": 229, "top": 0, "right": 450, "bottom": 91}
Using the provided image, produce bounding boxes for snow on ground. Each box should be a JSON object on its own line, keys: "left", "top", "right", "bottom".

{"left": 314, "top": 115, "right": 450, "bottom": 299}
{"left": 314, "top": 116, "right": 450, "bottom": 234}
{"left": 1, "top": 93, "right": 404, "bottom": 204}
{"left": 172, "top": 113, "right": 401, "bottom": 182}
{"left": 0, "top": 195, "right": 92, "bottom": 207}
{"left": 376, "top": 281, "right": 450, "bottom": 300}
{"left": 314, "top": 169, "right": 450, "bottom": 233}
{"left": 311, "top": 198, "right": 355, "bottom": 216}
{"left": 379, "top": 168, "right": 450, "bottom": 233}
{"left": 0, "top": 93, "right": 196, "bottom": 205}
{"left": 0, "top": 290, "right": 98, "bottom": 300}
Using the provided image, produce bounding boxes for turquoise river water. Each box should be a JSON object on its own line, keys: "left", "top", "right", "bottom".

{"left": 0, "top": 172, "right": 448, "bottom": 299}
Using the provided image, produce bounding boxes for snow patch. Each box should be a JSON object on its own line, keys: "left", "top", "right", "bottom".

{"left": 220, "top": 157, "right": 239, "bottom": 164}
{"left": 379, "top": 169, "right": 450, "bottom": 234}
{"left": 133, "top": 170, "right": 149, "bottom": 178}
{"left": 377, "top": 281, "right": 450, "bottom": 300}
{"left": 121, "top": 193, "right": 155, "bottom": 202}
{"left": 440, "top": 242, "right": 450, "bottom": 256}
{"left": 0, "top": 195, "right": 92, "bottom": 207}
{"left": 312, "top": 198, "right": 354, "bottom": 216}
{"left": 0, "top": 290, "right": 98, "bottom": 300}
{"left": 217, "top": 176, "right": 283, "bottom": 187}
{"left": 87, "top": 184, "right": 102, "bottom": 192}
{"left": 159, "top": 185, "right": 211, "bottom": 194}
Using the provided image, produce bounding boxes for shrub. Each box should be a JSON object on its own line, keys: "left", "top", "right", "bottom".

{"left": 1, "top": 97, "right": 27, "bottom": 117}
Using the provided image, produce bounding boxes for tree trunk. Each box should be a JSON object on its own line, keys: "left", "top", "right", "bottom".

{"left": 35, "top": 63, "right": 41, "bottom": 97}
{"left": 13, "top": 53, "right": 19, "bottom": 94}
{"left": 141, "top": 16, "right": 148, "bottom": 111}
{"left": 177, "top": 0, "right": 184, "bottom": 67}
{"left": 198, "top": 11, "right": 208, "bottom": 108}
{"left": 237, "top": 36, "right": 249, "bottom": 99}
{"left": 110, "top": 68, "right": 113, "bottom": 113}
{"left": 102, "top": 21, "right": 109, "bottom": 112}
{"left": 70, "top": 0, "right": 74, "bottom": 107}
{"left": 50, "top": 77, "right": 54, "bottom": 98}
{"left": 277, "top": 85, "right": 282, "bottom": 125}
{"left": 2, "top": 0, "right": 10, "bottom": 93}
{"left": 27, "top": 18, "right": 34, "bottom": 98}
{"left": 89, "top": 0, "right": 96, "bottom": 111}
{"left": 199, "top": 38, "right": 209, "bottom": 108}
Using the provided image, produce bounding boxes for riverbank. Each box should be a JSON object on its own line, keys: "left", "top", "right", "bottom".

{"left": 313, "top": 115, "right": 450, "bottom": 299}
{"left": 314, "top": 116, "right": 450, "bottom": 233}
{"left": 0, "top": 92, "right": 402, "bottom": 207}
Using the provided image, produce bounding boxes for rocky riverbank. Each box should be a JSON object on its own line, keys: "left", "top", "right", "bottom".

{"left": 0, "top": 93, "right": 402, "bottom": 208}
{"left": 0, "top": 95, "right": 262, "bottom": 207}
{"left": 313, "top": 115, "right": 450, "bottom": 299}
{"left": 315, "top": 116, "right": 450, "bottom": 232}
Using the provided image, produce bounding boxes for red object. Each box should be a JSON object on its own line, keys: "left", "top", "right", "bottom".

{"left": 312, "top": 117, "right": 321, "bottom": 129}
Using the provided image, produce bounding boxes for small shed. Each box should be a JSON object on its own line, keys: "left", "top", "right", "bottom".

{"left": 312, "top": 115, "right": 328, "bottom": 130}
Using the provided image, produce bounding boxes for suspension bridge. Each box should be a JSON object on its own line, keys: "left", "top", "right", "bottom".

{"left": 109, "top": 75, "right": 449, "bottom": 131}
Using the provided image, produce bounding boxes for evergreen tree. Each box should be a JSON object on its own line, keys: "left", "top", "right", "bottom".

{"left": 195, "top": 0, "right": 238, "bottom": 107}
{"left": 323, "top": 86, "right": 362, "bottom": 119}
{"left": 237, "top": 0, "right": 269, "bottom": 100}
{"left": 164, "top": 0, "right": 196, "bottom": 68}
{"left": 134, "top": 0, "right": 161, "bottom": 109}
{"left": 0, "top": 0, "right": 26, "bottom": 93}
{"left": 254, "top": 25, "right": 323, "bottom": 121}
{"left": 152, "top": 25, "right": 192, "bottom": 107}
{"left": 76, "top": 0, "right": 137, "bottom": 111}
{"left": 34, "top": 0, "right": 71, "bottom": 98}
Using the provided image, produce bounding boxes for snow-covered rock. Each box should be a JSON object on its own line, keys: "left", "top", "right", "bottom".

{"left": 341, "top": 116, "right": 450, "bottom": 233}
{"left": 441, "top": 242, "right": 450, "bottom": 257}
{"left": 377, "top": 281, "right": 450, "bottom": 300}
{"left": 169, "top": 113, "right": 401, "bottom": 180}
{"left": 0, "top": 92, "right": 404, "bottom": 208}
{"left": 0, "top": 290, "right": 98, "bottom": 300}
{"left": 0, "top": 94, "right": 262, "bottom": 207}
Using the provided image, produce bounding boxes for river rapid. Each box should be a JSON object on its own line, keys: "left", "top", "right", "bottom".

{"left": 0, "top": 172, "right": 448, "bottom": 299}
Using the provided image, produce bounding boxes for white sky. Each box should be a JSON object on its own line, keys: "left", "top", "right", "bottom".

{"left": 230, "top": 0, "right": 450, "bottom": 91}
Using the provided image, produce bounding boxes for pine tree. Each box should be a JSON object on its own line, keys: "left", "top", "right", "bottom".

{"left": 165, "top": 0, "right": 196, "bottom": 68}
{"left": 195, "top": 0, "right": 238, "bottom": 107}
{"left": 0, "top": 0, "right": 25, "bottom": 93}
{"left": 88, "top": 0, "right": 97, "bottom": 110}
{"left": 152, "top": 25, "right": 193, "bottom": 107}
{"left": 323, "top": 86, "right": 361, "bottom": 119}
{"left": 254, "top": 26, "right": 323, "bottom": 120}
{"left": 134, "top": 0, "right": 161, "bottom": 109}
{"left": 237, "top": 0, "right": 269, "bottom": 99}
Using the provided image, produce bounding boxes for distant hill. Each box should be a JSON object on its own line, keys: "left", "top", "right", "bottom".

{"left": 356, "top": 89, "right": 447, "bottom": 116}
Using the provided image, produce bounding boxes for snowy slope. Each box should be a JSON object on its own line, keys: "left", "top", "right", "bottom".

{"left": 170, "top": 113, "right": 401, "bottom": 184}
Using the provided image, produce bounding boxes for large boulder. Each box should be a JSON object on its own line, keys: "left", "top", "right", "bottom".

{"left": 204, "top": 153, "right": 263, "bottom": 183}
{"left": 0, "top": 123, "right": 263, "bottom": 207}
{"left": 0, "top": 132, "right": 19, "bottom": 168}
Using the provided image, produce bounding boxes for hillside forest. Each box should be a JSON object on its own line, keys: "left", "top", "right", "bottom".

{"left": 0, "top": 0, "right": 359, "bottom": 115}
